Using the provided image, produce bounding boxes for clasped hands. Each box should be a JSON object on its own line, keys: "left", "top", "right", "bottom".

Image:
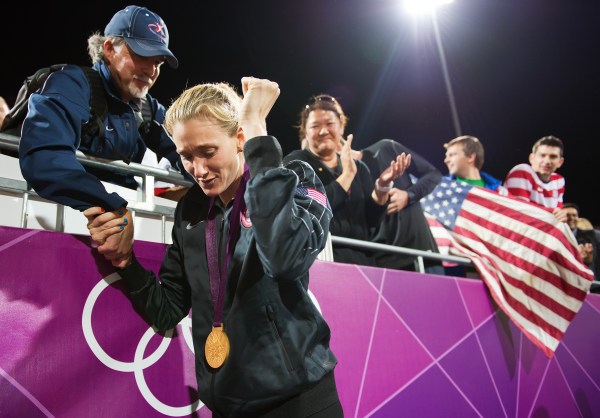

{"left": 84, "top": 206, "right": 133, "bottom": 269}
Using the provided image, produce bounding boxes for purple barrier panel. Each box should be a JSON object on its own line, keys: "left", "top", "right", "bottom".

{"left": 0, "top": 226, "right": 207, "bottom": 418}
{"left": 1, "top": 226, "right": 599, "bottom": 418}
{"left": 310, "top": 262, "right": 600, "bottom": 418}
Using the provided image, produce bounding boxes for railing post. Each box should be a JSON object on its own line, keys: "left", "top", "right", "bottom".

{"left": 20, "top": 191, "right": 29, "bottom": 228}
{"left": 56, "top": 204, "right": 65, "bottom": 232}
{"left": 139, "top": 174, "right": 156, "bottom": 204}
{"left": 416, "top": 256, "right": 425, "bottom": 274}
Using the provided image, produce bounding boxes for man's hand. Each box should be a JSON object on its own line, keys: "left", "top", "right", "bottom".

{"left": 0, "top": 96, "right": 9, "bottom": 124}
{"left": 552, "top": 207, "right": 568, "bottom": 223}
{"left": 239, "top": 77, "right": 280, "bottom": 140}
{"left": 578, "top": 242, "right": 594, "bottom": 265}
{"left": 379, "top": 153, "right": 411, "bottom": 184}
{"left": 84, "top": 206, "right": 134, "bottom": 268}
{"left": 386, "top": 188, "right": 409, "bottom": 215}
{"left": 372, "top": 153, "right": 411, "bottom": 205}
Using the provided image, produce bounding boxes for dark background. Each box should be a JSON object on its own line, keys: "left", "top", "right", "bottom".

{"left": 3, "top": 0, "right": 598, "bottom": 225}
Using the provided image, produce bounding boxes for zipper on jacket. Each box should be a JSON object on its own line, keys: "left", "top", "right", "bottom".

{"left": 266, "top": 305, "right": 295, "bottom": 372}
{"left": 210, "top": 373, "right": 218, "bottom": 415}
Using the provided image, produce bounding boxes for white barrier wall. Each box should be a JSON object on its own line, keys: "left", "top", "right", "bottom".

{"left": 0, "top": 153, "right": 177, "bottom": 244}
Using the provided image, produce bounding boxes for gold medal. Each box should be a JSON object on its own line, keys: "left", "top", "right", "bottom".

{"left": 205, "top": 325, "right": 230, "bottom": 368}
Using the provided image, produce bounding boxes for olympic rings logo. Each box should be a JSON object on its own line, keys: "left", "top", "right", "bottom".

{"left": 81, "top": 273, "right": 323, "bottom": 417}
{"left": 82, "top": 273, "right": 204, "bottom": 417}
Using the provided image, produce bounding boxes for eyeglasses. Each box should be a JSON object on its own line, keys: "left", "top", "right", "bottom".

{"left": 305, "top": 95, "right": 337, "bottom": 110}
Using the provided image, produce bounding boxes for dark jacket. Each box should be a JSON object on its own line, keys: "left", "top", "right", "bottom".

{"left": 574, "top": 228, "right": 600, "bottom": 282}
{"left": 119, "top": 136, "right": 336, "bottom": 417}
{"left": 361, "top": 139, "right": 442, "bottom": 271}
{"left": 18, "top": 61, "right": 180, "bottom": 211}
{"left": 284, "top": 148, "right": 385, "bottom": 266}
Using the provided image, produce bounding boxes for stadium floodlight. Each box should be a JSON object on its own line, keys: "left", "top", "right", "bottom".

{"left": 402, "top": 0, "right": 461, "bottom": 136}
{"left": 403, "top": 0, "right": 454, "bottom": 16}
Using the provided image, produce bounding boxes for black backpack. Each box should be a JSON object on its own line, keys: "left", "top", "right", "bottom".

{"left": 1, "top": 64, "right": 156, "bottom": 159}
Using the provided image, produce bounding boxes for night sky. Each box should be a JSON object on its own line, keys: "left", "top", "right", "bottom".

{"left": 3, "top": 0, "right": 599, "bottom": 224}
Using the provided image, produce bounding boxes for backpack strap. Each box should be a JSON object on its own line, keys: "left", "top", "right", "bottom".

{"left": 140, "top": 95, "right": 154, "bottom": 124}
{"left": 79, "top": 66, "right": 108, "bottom": 149}
{"left": 138, "top": 95, "right": 164, "bottom": 155}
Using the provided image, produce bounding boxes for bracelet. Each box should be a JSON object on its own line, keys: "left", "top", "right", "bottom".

{"left": 375, "top": 179, "right": 393, "bottom": 193}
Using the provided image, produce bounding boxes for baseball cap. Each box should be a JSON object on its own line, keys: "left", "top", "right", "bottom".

{"left": 104, "top": 5, "right": 179, "bottom": 69}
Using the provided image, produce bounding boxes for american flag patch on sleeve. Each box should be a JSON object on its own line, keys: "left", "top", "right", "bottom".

{"left": 296, "top": 187, "right": 328, "bottom": 207}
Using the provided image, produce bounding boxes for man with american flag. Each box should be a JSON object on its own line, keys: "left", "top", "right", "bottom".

{"left": 422, "top": 177, "right": 593, "bottom": 357}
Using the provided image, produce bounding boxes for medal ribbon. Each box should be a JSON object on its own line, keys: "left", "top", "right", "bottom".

{"left": 205, "top": 165, "right": 249, "bottom": 327}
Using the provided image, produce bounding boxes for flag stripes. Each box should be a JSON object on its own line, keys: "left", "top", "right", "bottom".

{"left": 296, "top": 187, "right": 328, "bottom": 208}
{"left": 422, "top": 178, "right": 593, "bottom": 357}
{"left": 425, "top": 213, "right": 457, "bottom": 267}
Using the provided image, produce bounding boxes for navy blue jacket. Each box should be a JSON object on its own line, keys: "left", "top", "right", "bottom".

{"left": 18, "top": 61, "right": 180, "bottom": 211}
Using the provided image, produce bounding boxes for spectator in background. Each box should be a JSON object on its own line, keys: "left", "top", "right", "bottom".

{"left": 18, "top": 5, "right": 183, "bottom": 263}
{"left": 580, "top": 219, "right": 600, "bottom": 292}
{"left": 564, "top": 202, "right": 584, "bottom": 237}
{"left": 577, "top": 217, "right": 596, "bottom": 232}
{"left": 284, "top": 94, "right": 410, "bottom": 267}
{"left": 441, "top": 135, "right": 508, "bottom": 277}
{"left": 564, "top": 203, "right": 599, "bottom": 282}
{"left": 351, "top": 138, "right": 444, "bottom": 274}
{"left": 444, "top": 135, "right": 508, "bottom": 194}
{"left": 503, "top": 135, "right": 567, "bottom": 222}
{"left": 0, "top": 96, "right": 9, "bottom": 126}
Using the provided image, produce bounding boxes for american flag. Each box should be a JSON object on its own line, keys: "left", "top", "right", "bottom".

{"left": 421, "top": 178, "right": 594, "bottom": 357}
{"left": 424, "top": 212, "right": 458, "bottom": 268}
{"left": 296, "top": 187, "right": 329, "bottom": 208}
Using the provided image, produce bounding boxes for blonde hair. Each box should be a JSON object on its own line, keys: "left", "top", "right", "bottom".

{"left": 165, "top": 82, "right": 242, "bottom": 137}
{"left": 577, "top": 217, "right": 594, "bottom": 231}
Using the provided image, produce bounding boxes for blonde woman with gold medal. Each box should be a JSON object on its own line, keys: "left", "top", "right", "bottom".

{"left": 85, "top": 77, "right": 346, "bottom": 417}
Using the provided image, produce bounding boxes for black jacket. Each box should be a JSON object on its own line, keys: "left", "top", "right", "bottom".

{"left": 361, "top": 139, "right": 442, "bottom": 270}
{"left": 284, "top": 148, "right": 385, "bottom": 266}
{"left": 119, "top": 136, "right": 336, "bottom": 417}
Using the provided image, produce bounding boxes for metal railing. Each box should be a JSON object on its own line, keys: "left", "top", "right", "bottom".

{"left": 330, "top": 236, "right": 471, "bottom": 270}
{"left": 0, "top": 132, "right": 194, "bottom": 200}
{"left": 1, "top": 132, "right": 192, "bottom": 242}
{"left": 0, "top": 132, "right": 472, "bottom": 271}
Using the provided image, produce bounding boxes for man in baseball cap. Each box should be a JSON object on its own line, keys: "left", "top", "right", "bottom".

{"left": 18, "top": 4, "right": 186, "bottom": 260}
{"left": 105, "top": 5, "right": 178, "bottom": 69}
